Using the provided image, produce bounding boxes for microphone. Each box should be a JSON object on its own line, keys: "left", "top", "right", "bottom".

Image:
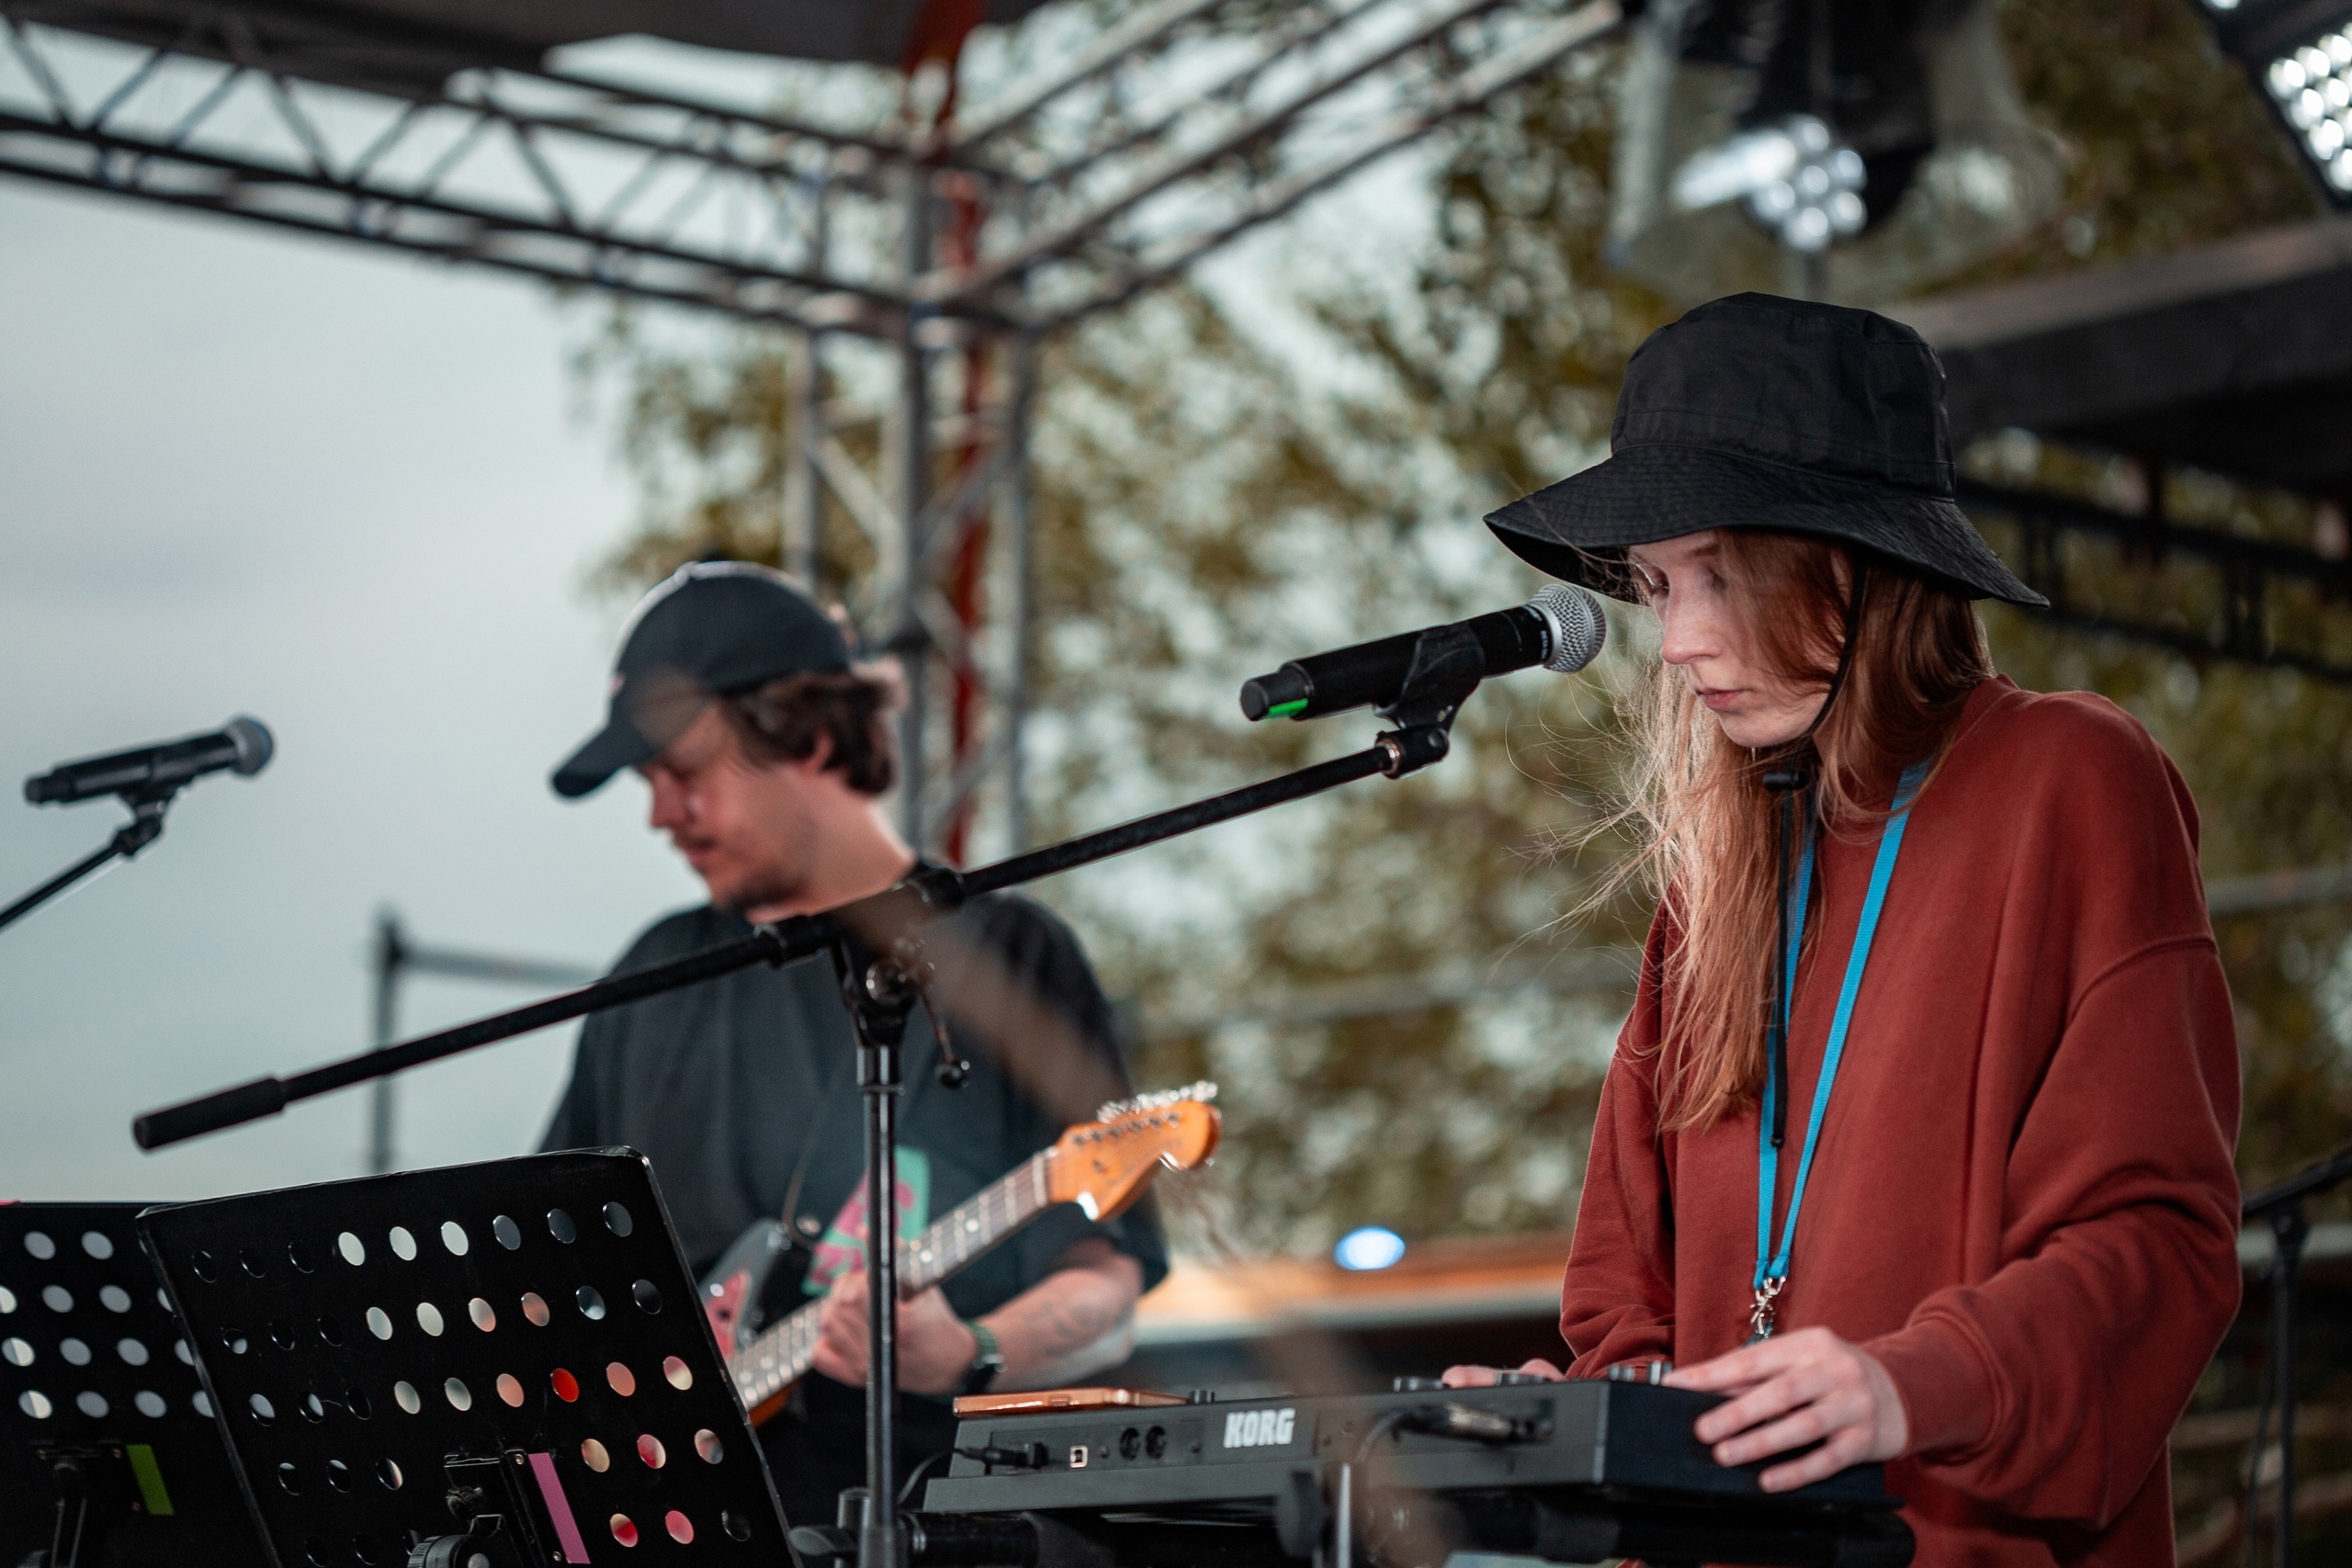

{"left": 25, "top": 716, "right": 275, "bottom": 806}
{"left": 1239, "top": 584, "right": 1606, "bottom": 722}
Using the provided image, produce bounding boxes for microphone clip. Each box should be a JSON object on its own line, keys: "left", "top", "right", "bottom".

{"left": 1374, "top": 623, "right": 1484, "bottom": 779}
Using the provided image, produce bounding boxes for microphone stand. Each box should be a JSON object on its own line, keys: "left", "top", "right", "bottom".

{"left": 134, "top": 627, "right": 1492, "bottom": 1568}
{"left": 2241, "top": 1144, "right": 2352, "bottom": 1568}
{"left": 0, "top": 788, "right": 175, "bottom": 936}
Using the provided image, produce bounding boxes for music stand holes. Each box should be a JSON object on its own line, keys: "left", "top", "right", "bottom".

{"left": 468, "top": 1297, "right": 496, "bottom": 1332}
{"left": 492, "top": 1215, "right": 523, "bottom": 1251}
{"left": 301, "top": 1393, "right": 328, "bottom": 1422}
{"left": 603, "top": 1202, "right": 634, "bottom": 1237}
{"left": 337, "top": 1233, "right": 367, "bottom": 1267}
{"left": 665, "top": 1511, "right": 693, "bottom": 1544}
{"left": 270, "top": 1320, "right": 299, "bottom": 1350}
{"left": 521, "top": 1292, "right": 551, "bottom": 1328}
{"left": 248, "top": 1393, "right": 276, "bottom": 1424}
{"left": 191, "top": 1249, "right": 219, "bottom": 1282}
{"left": 326, "top": 1459, "right": 354, "bottom": 1493}
{"left": 134, "top": 1390, "right": 166, "bottom": 1418}
{"left": 576, "top": 1287, "right": 606, "bottom": 1322}
{"left": 175, "top": 1339, "right": 194, "bottom": 1366}
{"left": 117, "top": 1337, "right": 149, "bottom": 1366}
{"left": 388, "top": 1227, "right": 417, "bottom": 1262}
{"left": 580, "top": 1438, "right": 610, "bottom": 1472}
{"left": 301, "top": 1538, "right": 327, "bottom": 1567}
{"left": 664, "top": 1357, "right": 693, "bottom": 1392}
{"left": 440, "top": 1222, "right": 469, "bottom": 1257}
{"left": 693, "top": 1429, "right": 722, "bottom": 1465}
{"left": 240, "top": 1249, "right": 269, "bottom": 1280}
{"left": 609, "top": 1515, "right": 638, "bottom": 1548}
{"left": 0, "top": 1285, "right": 15, "bottom": 1313}
{"left": 80, "top": 1231, "right": 114, "bottom": 1260}
{"left": 548, "top": 1209, "right": 577, "bottom": 1245}
{"left": 550, "top": 1368, "right": 579, "bottom": 1402}
{"left": 1, "top": 1338, "right": 29, "bottom": 1367}
{"left": 277, "top": 1461, "right": 302, "bottom": 1495}
{"left": 318, "top": 1316, "right": 345, "bottom": 1348}
{"left": 18, "top": 1390, "right": 51, "bottom": 1419}
{"left": 345, "top": 1387, "right": 373, "bottom": 1419}
{"left": 25, "top": 1231, "right": 55, "bottom": 1260}
{"left": 366, "top": 1308, "right": 393, "bottom": 1341}
{"left": 353, "top": 1536, "right": 380, "bottom": 1565}
{"left": 76, "top": 1391, "right": 108, "bottom": 1418}
{"left": 495, "top": 1373, "right": 524, "bottom": 1407}
{"left": 42, "top": 1285, "right": 73, "bottom": 1314}
{"left": 156, "top": 1289, "right": 171, "bottom": 1314}
{"left": 631, "top": 1280, "right": 662, "bottom": 1314}
{"left": 605, "top": 1361, "right": 635, "bottom": 1397}
{"left": 220, "top": 1328, "right": 251, "bottom": 1355}
{"left": 61, "top": 1338, "right": 91, "bottom": 1367}
{"left": 721, "top": 1510, "right": 752, "bottom": 1542}
{"left": 99, "top": 1285, "right": 131, "bottom": 1314}
{"left": 375, "top": 1458, "right": 401, "bottom": 1491}
{"left": 287, "top": 1240, "right": 317, "bottom": 1274}
{"left": 193, "top": 1391, "right": 212, "bottom": 1418}
{"left": 444, "top": 1378, "right": 471, "bottom": 1411}
{"left": 393, "top": 1382, "right": 421, "bottom": 1416}
{"left": 637, "top": 1434, "right": 665, "bottom": 1469}
{"left": 416, "top": 1303, "right": 446, "bottom": 1337}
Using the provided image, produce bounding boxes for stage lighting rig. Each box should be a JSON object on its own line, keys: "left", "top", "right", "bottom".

{"left": 2199, "top": 0, "right": 2352, "bottom": 201}
{"left": 1608, "top": 0, "right": 2064, "bottom": 304}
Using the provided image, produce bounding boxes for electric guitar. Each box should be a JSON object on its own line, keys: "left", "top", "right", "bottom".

{"left": 701, "top": 1083, "right": 1221, "bottom": 1426}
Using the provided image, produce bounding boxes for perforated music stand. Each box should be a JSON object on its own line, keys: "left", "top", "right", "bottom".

{"left": 0, "top": 1201, "right": 263, "bottom": 1567}
{"left": 136, "top": 1151, "right": 795, "bottom": 1568}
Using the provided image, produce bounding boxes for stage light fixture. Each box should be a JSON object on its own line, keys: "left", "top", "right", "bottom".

{"left": 2202, "top": 1, "right": 2352, "bottom": 200}
{"left": 1608, "top": 0, "right": 2064, "bottom": 305}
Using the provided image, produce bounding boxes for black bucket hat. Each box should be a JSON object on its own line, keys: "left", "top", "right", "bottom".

{"left": 551, "top": 562, "right": 853, "bottom": 799}
{"left": 1485, "top": 293, "right": 2044, "bottom": 607}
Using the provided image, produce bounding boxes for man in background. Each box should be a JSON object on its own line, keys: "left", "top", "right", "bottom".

{"left": 539, "top": 561, "right": 1168, "bottom": 1525}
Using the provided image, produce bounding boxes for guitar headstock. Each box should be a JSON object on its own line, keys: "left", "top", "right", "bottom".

{"left": 1047, "top": 1085, "right": 1222, "bottom": 1222}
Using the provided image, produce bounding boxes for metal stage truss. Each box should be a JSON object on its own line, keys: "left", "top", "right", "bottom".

{"left": 0, "top": 0, "right": 1626, "bottom": 861}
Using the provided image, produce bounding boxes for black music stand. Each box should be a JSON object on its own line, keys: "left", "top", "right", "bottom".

{"left": 135, "top": 1151, "right": 794, "bottom": 1568}
{"left": 0, "top": 1201, "right": 263, "bottom": 1567}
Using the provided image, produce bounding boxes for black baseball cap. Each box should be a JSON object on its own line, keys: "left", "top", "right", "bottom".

{"left": 550, "top": 562, "right": 853, "bottom": 799}
{"left": 1484, "top": 293, "right": 2044, "bottom": 606}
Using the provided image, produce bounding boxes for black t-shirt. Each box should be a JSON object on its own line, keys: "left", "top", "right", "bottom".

{"left": 538, "top": 890, "right": 1169, "bottom": 1522}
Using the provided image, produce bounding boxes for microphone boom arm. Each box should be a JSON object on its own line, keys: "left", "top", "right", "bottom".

{"left": 133, "top": 637, "right": 1490, "bottom": 1151}
{"left": 0, "top": 789, "right": 175, "bottom": 939}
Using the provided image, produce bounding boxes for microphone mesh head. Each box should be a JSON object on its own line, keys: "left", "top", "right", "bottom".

{"left": 1530, "top": 583, "right": 1606, "bottom": 673}
{"left": 224, "top": 716, "right": 275, "bottom": 777}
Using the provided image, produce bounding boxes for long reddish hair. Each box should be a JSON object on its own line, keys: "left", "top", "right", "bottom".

{"left": 1613, "top": 530, "right": 1994, "bottom": 1131}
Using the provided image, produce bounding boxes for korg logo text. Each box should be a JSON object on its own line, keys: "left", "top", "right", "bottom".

{"left": 1222, "top": 1408, "right": 1297, "bottom": 1449}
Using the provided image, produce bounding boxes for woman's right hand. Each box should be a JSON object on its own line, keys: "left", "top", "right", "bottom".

{"left": 1441, "top": 1358, "right": 1566, "bottom": 1387}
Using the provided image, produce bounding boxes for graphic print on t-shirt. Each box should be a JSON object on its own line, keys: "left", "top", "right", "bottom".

{"left": 805, "top": 1147, "right": 933, "bottom": 1295}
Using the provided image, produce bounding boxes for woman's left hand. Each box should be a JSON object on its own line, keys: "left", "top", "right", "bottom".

{"left": 1664, "top": 1326, "right": 1909, "bottom": 1492}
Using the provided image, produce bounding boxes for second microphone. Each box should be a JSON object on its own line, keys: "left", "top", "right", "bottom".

{"left": 1239, "top": 583, "right": 1607, "bottom": 723}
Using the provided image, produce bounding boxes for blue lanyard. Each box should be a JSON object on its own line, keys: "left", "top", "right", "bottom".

{"left": 1751, "top": 762, "right": 1928, "bottom": 1324}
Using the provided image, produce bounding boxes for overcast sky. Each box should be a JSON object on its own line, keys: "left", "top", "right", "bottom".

{"left": 0, "top": 178, "right": 709, "bottom": 1201}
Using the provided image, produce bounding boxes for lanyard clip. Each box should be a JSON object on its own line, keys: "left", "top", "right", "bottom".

{"left": 1747, "top": 1277, "right": 1785, "bottom": 1343}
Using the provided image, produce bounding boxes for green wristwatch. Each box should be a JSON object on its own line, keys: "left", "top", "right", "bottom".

{"left": 959, "top": 1321, "right": 1005, "bottom": 1396}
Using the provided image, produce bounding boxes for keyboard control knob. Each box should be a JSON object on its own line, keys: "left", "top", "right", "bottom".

{"left": 1391, "top": 1376, "right": 1446, "bottom": 1393}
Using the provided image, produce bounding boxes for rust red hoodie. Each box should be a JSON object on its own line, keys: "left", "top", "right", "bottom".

{"left": 1562, "top": 676, "right": 2242, "bottom": 1565}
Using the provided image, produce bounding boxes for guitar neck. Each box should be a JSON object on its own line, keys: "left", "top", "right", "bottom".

{"left": 731, "top": 1151, "right": 1057, "bottom": 1414}
{"left": 901, "top": 1150, "right": 1056, "bottom": 1295}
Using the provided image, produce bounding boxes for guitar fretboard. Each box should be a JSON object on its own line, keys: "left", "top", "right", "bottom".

{"left": 731, "top": 1152, "right": 1055, "bottom": 1412}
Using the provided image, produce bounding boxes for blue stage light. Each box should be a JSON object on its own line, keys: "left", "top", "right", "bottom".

{"left": 1333, "top": 1226, "right": 1407, "bottom": 1271}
